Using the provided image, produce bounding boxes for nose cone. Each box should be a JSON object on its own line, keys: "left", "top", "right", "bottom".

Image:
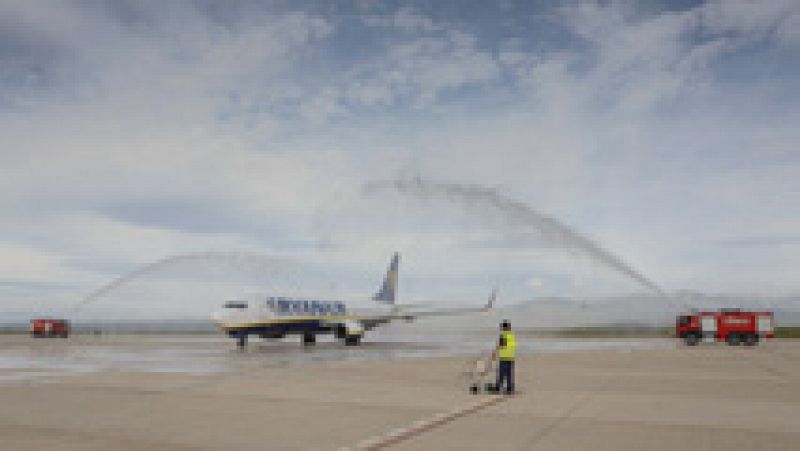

{"left": 212, "top": 300, "right": 260, "bottom": 327}
{"left": 211, "top": 304, "right": 240, "bottom": 325}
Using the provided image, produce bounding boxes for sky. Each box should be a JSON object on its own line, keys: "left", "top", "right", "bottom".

{"left": 1, "top": 0, "right": 798, "bottom": 318}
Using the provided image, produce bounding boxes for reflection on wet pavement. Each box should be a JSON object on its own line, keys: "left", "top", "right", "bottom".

{"left": 0, "top": 331, "right": 673, "bottom": 383}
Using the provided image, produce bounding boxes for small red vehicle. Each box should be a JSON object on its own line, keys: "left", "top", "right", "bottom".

{"left": 676, "top": 309, "right": 773, "bottom": 346}
{"left": 30, "top": 318, "right": 71, "bottom": 338}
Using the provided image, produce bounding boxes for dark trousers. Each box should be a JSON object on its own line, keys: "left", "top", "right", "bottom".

{"left": 496, "top": 359, "right": 515, "bottom": 392}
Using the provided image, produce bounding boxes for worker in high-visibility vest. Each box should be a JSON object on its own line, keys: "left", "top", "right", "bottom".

{"left": 493, "top": 320, "right": 516, "bottom": 394}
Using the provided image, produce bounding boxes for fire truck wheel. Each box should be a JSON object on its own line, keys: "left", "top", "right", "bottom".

{"left": 743, "top": 334, "right": 758, "bottom": 346}
{"left": 726, "top": 333, "right": 741, "bottom": 346}
{"left": 684, "top": 334, "right": 699, "bottom": 346}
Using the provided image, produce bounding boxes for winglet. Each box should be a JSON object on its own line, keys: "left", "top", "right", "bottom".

{"left": 484, "top": 288, "right": 497, "bottom": 310}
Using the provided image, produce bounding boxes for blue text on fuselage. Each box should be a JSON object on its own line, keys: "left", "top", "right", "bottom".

{"left": 267, "top": 297, "right": 347, "bottom": 316}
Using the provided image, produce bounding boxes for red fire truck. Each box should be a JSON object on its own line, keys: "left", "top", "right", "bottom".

{"left": 30, "top": 318, "right": 71, "bottom": 338}
{"left": 676, "top": 309, "right": 774, "bottom": 346}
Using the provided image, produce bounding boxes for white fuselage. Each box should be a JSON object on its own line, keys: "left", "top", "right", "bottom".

{"left": 212, "top": 295, "right": 393, "bottom": 330}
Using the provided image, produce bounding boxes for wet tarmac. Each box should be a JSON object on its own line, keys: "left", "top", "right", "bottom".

{"left": 1, "top": 339, "right": 796, "bottom": 450}
{"left": 0, "top": 331, "right": 673, "bottom": 383}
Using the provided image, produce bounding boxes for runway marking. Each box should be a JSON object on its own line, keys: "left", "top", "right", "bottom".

{"left": 341, "top": 395, "right": 509, "bottom": 451}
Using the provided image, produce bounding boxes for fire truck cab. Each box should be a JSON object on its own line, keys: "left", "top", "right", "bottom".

{"left": 30, "top": 318, "right": 71, "bottom": 338}
{"left": 676, "top": 309, "right": 773, "bottom": 346}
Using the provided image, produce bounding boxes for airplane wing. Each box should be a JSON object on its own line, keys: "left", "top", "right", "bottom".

{"left": 361, "top": 289, "right": 497, "bottom": 323}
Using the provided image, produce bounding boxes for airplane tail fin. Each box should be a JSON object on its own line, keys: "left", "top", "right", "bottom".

{"left": 372, "top": 253, "right": 399, "bottom": 304}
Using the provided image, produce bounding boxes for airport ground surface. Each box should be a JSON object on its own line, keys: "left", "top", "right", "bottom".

{"left": 0, "top": 336, "right": 798, "bottom": 450}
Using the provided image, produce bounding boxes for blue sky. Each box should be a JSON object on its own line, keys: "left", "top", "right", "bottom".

{"left": 1, "top": 1, "right": 798, "bottom": 317}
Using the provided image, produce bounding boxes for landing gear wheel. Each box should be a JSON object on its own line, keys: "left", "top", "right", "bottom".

{"left": 344, "top": 335, "right": 361, "bottom": 346}
{"left": 236, "top": 332, "right": 248, "bottom": 349}
{"left": 303, "top": 333, "right": 316, "bottom": 346}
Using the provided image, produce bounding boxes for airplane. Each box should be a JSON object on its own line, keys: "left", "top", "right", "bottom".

{"left": 212, "top": 253, "right": 496, "bottom": 348}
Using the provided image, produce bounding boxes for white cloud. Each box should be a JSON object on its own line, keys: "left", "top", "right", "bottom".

{"left": 526, "top": 277, "right": 544, "bottom": 289}
{"left": 363, "top": 7, "right": 440, "bottom": 33}
{"left": 0, "top": 1, "right": 799, "bottom": 317}
{"left": 700, "top": 0, "right": 799, "bottom": 41}
{"left": 342, "top": 26, "right": 500, "bottom": 108}
{"left": 0, "top": 242, "right": 92, "bottom": 283}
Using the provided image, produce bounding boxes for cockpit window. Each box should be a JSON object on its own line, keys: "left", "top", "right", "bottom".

{"left": 224, "top": 301, "right": 248, "bottom": 309}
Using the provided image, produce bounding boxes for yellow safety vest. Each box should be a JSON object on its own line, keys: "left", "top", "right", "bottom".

{"left": 498, "top": 331, "right": 516, "bottom": 360}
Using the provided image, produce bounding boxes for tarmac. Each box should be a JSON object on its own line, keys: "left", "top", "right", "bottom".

{"left": 0, "top": 336, "right": 798, "bottom": 450}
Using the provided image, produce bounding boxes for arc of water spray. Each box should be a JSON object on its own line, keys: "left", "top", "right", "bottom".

{"left": 73, "top": 252, "right": 289, "bottom": 312}
{"left": 363, "top": 177, "right": 664, "bottom": 295}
